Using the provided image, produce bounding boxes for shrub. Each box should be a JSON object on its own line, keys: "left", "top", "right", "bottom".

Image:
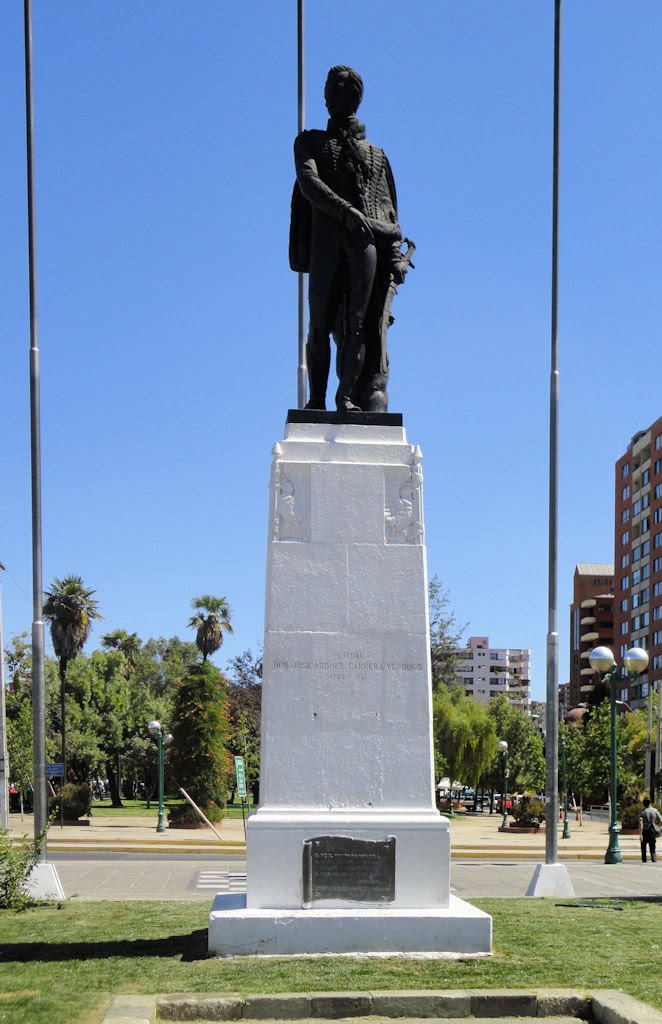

{"left": 0, "top": 819, "right": 51, "bottom": 910}
{"left": 620, "top": 802, "right": 643, "bottom": 830}
{"left": 512, "top": 795, "right": 545, "bottom": 828}
{"left": 48, "top": 782, "right": 92, "bottom": 821}
{"left": 168, "top": 662, "right": 231, "bottom": 828}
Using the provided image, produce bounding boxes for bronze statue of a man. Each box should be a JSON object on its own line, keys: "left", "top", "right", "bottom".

{"left": 290, "top": 66, "right": 409, "bottom": 413}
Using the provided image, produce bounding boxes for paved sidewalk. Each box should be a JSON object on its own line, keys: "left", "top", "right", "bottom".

{"left": 8, "top": 807, "right": 651, "bottom": 860}
{"left": 13, "top": 808, "right": 662, "bottom": 900}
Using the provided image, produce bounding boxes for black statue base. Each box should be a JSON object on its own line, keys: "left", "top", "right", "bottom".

{"left": 287, "top": 409, "right": 403, "bottom": 427}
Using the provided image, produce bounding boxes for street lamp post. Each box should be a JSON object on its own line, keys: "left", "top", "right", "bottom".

{"left": 148, "top": 720, "right": 172, "bottom": 834}
{"left": 560, "top": 732, "right": 570, "bottom": 839}
{"left": 588, "top": 645, "right": 649, "bottom": 864}
{"left": 498, "top": 740, "right": 509, "bottom": 827}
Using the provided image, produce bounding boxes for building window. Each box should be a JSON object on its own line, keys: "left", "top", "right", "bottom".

{"left": 632, "top": 614, "right": 640, "bottom": 630}
{"left": 621, "top": 598, "right": 629, "bottom": 612}
{"left": 621, "top": 530, "right": 629, "bottom": 544}
{"left": 622, "top": 508, "right": 630, "bottom": 523}
{"left": 623, "top": 463, "right": 630, "bottom": 477}
{"left": 620, "top": 621, "right": 629, "bottom": 635}
{"left": 642, "top": 681, "right": 650, "bottom": 697}
{"left": 656, "top": 483, "right": 662, "bottom": 499}
{"left": 655, "top": 557, "right": 662, "bottom": 572}
{"left": 655, "top": 458, "right": 662, "bottom": 475}
{"left": 633, "top": 498, "right": 641, "bottom": 516}
{"left": 621, "top": 576, "right": 630, "bottom": 590}
{"left": 633, "top": 568, "right": 641, "bottom": 585}
{"left": 656, "top": 434, "right": 662, "bottom": 450}
{"left": 639, "top": 635, "right": 648, "bottom": 649}
{"left": 655, "top": 509, "right": 662, "bottom": 524}
{"left": 643, "top": 563, "right": 650, "bottom": 580}
{"left": 620, "top": 643, "right": 629, "bottom": 657}
{"left": 643, "top": 493, "right": 650, "bottom": 509}
{"left": 643, "top": 469, "right": 651, "bottom": 485}
{"left": 632, "top": 592, "right": 640, "bottom": 609}
{"left": 653, "top": 656, "right": 662, "bottom": 671}
{"left": 624, "top": 486, "right": 631, "bottom": 501}
{"left": 641, "top": 516, "right": 651, "bottom": 534}
{"left": 633, "top": 546, "right": 641, "bottom": 562}
{"left": 654, "top": 630, "right": 662, "bottom": 645}
{"left": 621, "top": 553, "right": 630, "bottom": 568}
{"left": 655, "top": 581, "right": 662, "bottom": 598}
{"left": 642, "top": 587, "right": 650, "bottom": 604}
{"left": 655, "top": 533, "right": 662, "bottom": 549}
{"left": 643, "top": 540, "right": 651, "bottom": 556}
{"left": 654, "top": 606, "right": 662, "bottom": 621}
{"left": 643, "top": 611, "right": 650, "bottom": 626}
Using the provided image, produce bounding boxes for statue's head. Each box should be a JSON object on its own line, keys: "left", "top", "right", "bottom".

{"left": 324, "top": 66, "right": 364, "bottom": 117}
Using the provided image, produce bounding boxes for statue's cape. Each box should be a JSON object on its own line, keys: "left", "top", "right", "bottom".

{"left": 289, "top": 181, "right": 311, "bottom": 273}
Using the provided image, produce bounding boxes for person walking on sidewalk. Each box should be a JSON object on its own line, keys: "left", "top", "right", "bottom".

{"left": 639, "top": 797, "right": 662, "bottom": 862}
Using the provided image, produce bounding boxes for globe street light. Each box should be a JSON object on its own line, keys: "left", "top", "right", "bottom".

{"left": 497, "top": 740, "right": 509, "bottom": 828}
{"left": 587, "top": 645, "right": 649, "bottom": 864}
{"left": 148, "top": 720, "right": 172, "bottom": 834}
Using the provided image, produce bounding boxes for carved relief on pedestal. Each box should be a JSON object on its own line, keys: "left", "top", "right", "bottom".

{"left": 385, "top": 446, "right": 424, "bottom": 545}
{"left": 271, "top": 447, "right": 310, "bottom": 542}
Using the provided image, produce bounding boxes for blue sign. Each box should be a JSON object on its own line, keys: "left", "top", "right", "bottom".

{"left": 45, "top": 763, "right": 64, "bottom": 776}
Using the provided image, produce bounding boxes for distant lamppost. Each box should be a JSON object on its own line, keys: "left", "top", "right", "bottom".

{"left": 560, "top": 732, "right": 570, "bottom": 839}
{"left": 587, "top": 645, "right": 649, "bottom": 864}
{"left": 148, "top": 720, "right": 172, "bottom": 834}
{"left": 498, "top": 740, "right": 509, "bottom": 827}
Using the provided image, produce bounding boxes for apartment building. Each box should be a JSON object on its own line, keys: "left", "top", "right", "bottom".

{"left": 568, "top": 563, "right": 614, "bottom": 709}
{"left": 614, "top": 414, "right": 662, "bottom": 710}
{"left": 455, "top": 636, "right": 531, "bottom": 711}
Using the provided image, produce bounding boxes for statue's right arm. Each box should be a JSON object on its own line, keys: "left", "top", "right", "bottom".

{"left": 294, "top": 132, "right": 353, "bottom": 224}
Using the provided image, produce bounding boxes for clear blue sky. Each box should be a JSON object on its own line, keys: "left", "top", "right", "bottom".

{"left": 1, "top": 3, "right": 661, "bottom": 701}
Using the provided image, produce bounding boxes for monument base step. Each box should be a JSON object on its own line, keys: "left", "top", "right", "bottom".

{"left": 208, "top": 893, "right": 491, "bottom": 956}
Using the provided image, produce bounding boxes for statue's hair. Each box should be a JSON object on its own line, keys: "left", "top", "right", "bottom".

{"left": 324, "top": 65, "right": 364, "bottom": 112}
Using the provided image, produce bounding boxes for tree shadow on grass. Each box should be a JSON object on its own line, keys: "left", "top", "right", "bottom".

{"left": 0, "top": 929, "right": 209, "bottom": 964}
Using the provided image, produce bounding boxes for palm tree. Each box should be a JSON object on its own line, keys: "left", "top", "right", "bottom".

{"left": 43, "top": 575, "right": 102, "bottom": 782}
{"left": 188, "top": 595, "right": 233, "bottom": 662}
{"left": 100, "top": 629, "right": 141, "bottom": 671}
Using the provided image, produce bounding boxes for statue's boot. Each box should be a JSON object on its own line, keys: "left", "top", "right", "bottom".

{"left": 304, "top": 336, "right": 330, "bottom": 410}
{"left": 335, "top": 330, "right": 366, "bottom": 413}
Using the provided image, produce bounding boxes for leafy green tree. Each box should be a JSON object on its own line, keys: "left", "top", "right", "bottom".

{"left": 168, "top": 661, "right": 232, "bottom": 825}
{"left": 226, "top": 650, "right": 262, "bottom": 803}
{"left": 43, "top": 575, "right": 102, "bottom": 782}
{"left": 7, "top": 701, "right": 33, "bottom": 816}
{"left": 188, "top": 595, "right": 233, "bottom": 662}
{"left": 484, "top": 696, "right": 545, "bottom": 793}
{"left": 428, "top": 576, "right": 466, "bottom": 691}
{"left": 433, "top": 687, "right": 496, "bottom": 810}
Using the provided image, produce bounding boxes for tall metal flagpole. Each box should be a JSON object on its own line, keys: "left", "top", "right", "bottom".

{"left": 24, "top": 0, "right": 48, "bottom": 855}
{"left": 296, "top": 0, "right": 307, "bottom": 408}
{"left": 545, "top": 0, "right": 562, "bottom": 866}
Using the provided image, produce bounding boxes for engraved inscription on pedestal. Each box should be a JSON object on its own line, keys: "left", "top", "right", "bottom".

{"left": 302, "top": 835, "right": 396, "bottom": 906}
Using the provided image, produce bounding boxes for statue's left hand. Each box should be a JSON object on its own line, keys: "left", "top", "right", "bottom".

{"left": 391, "top": 261, "right": 408, "bottom": 285}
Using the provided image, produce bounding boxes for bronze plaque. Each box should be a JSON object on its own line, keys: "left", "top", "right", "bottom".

{"left": 302, "top": 835, "right": 396, "bottom": 905}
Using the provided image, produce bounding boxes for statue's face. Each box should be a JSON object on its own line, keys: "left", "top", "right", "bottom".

{"left": 325, "top": 69, "right": 361, "bottom": 117}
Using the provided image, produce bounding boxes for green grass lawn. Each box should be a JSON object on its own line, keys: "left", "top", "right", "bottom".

{"left": 89, "top": 799, "right": 254, "bottom": 819}
{"left": 0, "top": 898, "right": 660, "bottom": 1024}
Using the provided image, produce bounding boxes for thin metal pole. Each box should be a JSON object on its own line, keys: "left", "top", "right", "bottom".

{"left": 296, "top": 0, "right": 307, "bottom": 408}
{"left": 545, "top": 0, "right": 562, "bottom": 865}
{"left": 24, "top": 0, "right": 48, "bottom": 856}
{"left": 0, "top": 565, "right": 9, "bottom": 832}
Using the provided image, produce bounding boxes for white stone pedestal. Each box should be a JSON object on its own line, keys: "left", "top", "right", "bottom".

{"left": 208, "top": 416, "right": 491, "bottom": 955}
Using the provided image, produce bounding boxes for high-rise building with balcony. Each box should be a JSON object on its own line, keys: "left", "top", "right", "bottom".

{"left": 568, "top": 564, "right": 614, "bottom": 709}
{"left": 454, "top": 636, "right": 531, "bottom": 711}
{"left": 614, "top": 414, "right": 662, "bottom": 710}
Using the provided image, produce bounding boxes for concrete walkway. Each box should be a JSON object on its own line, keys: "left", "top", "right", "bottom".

{"left": 11, "top": 807, "right": 662, "bottom": 901}
{"left": 8, "top": 806, "right": 652, "bottom": 860}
